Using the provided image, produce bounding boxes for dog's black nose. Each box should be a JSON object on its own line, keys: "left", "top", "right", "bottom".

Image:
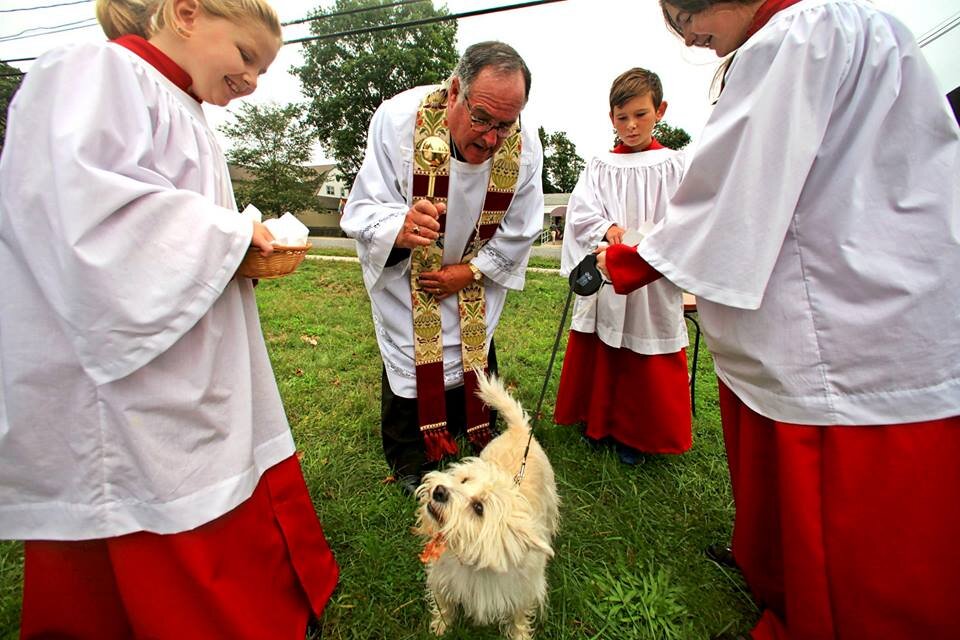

{"left": 432, "top": 485, "right": 449, "bottom": 503}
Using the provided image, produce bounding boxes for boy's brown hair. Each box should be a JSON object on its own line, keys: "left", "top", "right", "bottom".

{"left": 609, "top": 67, "right": 664, "bottom": 111}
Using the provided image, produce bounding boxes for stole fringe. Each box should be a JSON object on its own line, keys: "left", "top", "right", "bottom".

{"left": 467, "top": 425, "right": 493, "bottom": 453}
{"left": 422, "top": 427, "right": 459, "bottom": 462}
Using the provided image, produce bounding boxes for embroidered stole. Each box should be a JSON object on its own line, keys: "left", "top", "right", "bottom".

{"left": 410, "top": 86, "right": 521, "bottom": 462}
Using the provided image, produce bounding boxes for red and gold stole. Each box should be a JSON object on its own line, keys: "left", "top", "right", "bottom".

{"left": 410, "top": 86, "right": 521, "bottom": 461}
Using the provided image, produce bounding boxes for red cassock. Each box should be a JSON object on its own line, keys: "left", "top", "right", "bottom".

{"left": 554, "top": 330, "right": 692, "bottom": 454}
{"left": 719, "top": 382, "right": 960, "bottom": 639}
{"left": 20, "top": 456, "right": 339, "bottom": 639}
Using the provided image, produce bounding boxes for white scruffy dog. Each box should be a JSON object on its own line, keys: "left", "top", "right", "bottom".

{"left": 414, "top": 372, "right": 560, "bottom": 640}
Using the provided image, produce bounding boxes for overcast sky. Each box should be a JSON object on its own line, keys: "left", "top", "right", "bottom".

{"left": 2, "top": 0, "right": 958, "bottom": 164}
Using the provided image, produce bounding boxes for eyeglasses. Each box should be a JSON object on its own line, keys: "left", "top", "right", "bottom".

{"left": 463, "top": 94, "right": 521, "bottom": 137}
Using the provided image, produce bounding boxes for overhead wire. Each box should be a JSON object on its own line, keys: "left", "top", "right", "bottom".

{"left": 1, "top": 0, "right": 566, "bottom": 71}
{"left": 282, "top": 0, "right": 428, "bottom": 27}
{"left": 917, "top": 11, "right": 960, "bottom": 48}
{"left": 0, "top": 0, "right": 92, "bottom": 12}
{"left": 1, "top": 18, "right": 98, "bottom": 42}
{"left": 284, "top": 0, "right": 566, "bottom": 45}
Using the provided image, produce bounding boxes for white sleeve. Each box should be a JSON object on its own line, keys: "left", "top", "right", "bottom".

{"left": 640, "top": 9, "right": 851, "bottom": 309}
{"left": 560, "top": 158, "right": 612, "bottom": 276}
{"left": 0, "top": 44, "right": 252, "bottom": 384}
{"left": 473, "top": 128, "right": 545, "bottom": 290}
{"left": 339, "top": 100, "right": 411, "bottom": 292}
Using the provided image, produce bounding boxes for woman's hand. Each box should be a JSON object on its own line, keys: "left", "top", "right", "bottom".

{"left": 251, "top": 221, "right": 275, "bottom": 257}
{"left": 396, "top": 199, "right": 445, "bottom": 249}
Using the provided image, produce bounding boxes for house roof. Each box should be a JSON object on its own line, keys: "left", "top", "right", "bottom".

{"left": 227, "top": 163, "right": 335, "bottom": 182}
{"left": 544, "top": 193, "right": 570, "bottom": 206}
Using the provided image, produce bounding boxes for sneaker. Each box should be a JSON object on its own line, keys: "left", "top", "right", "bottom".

{"left": 615, "top": 443, "right": 642, "bottom": 465}
{"left": 705, "top": 543, "right": 737, "bottom": 569}
{"left": 397, "top": 474, "right": 422, "bottom": 497}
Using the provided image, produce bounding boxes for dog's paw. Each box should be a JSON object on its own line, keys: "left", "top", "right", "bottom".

{"left": 429, "top": 613, "right": 448, "bottom": 636}
{"left": 502, "top": 608, "right": 536, "bottom": 640}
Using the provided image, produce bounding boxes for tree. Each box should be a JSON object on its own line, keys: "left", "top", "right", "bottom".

{"left": 294, "top": 0, "right": 458, "bottom": 186}
{"left": 220, "top": 102, "right": 323, "bottom": 218}
{"left": 0, "top": 63, "right": 25, "bottom": 158}
{"left": 653, "top": 121, "right": 691, "bottom": 150}
{"left": 539, "top": 127, "right": 585, "bottom": 194}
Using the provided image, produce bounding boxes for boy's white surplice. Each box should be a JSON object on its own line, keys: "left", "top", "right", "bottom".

{"left": 342, "top": 86, "right": 544, "bottom": 398}
{"left": 638, "top": 0, "right": 960, "bottom": 425}
{"left": 561, "top": 149, "right": 688, "bottom": 354}
{"left": 0, "top": 43, "right": 293, "bottom": 539}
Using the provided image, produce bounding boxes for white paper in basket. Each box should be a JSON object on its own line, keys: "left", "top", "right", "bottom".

{"left": 263, "top": 212, "right": 310, "bottom": 247}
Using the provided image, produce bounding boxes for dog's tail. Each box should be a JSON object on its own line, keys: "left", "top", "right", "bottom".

{"left": 474, "top": 370, "right": 530, "bottom": 432}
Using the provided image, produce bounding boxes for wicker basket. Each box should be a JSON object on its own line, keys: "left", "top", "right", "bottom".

{"left": 237, "top": 243, "right": 311, "bottom": 279}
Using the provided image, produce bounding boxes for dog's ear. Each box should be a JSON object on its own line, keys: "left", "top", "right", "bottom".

{"left": 513, "top": 526, "right": 554, "bottom": 560}
{"left": 479, "top": 511, "right": 553, "bottom": 573}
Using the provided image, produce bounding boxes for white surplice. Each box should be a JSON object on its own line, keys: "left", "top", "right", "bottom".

{"left": 0, "top": 42, "right": 293, "bottom": 540}
{"left": 638, "top": 0, "right": 960, "bottom": 424}
{"left": 561, "top": 149, "right": 688, "bottom": 354}
{"left": 341, "top": 86, "right": 545, "bottom": 398}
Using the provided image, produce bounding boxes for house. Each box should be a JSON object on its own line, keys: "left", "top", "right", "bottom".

{"left": 542, "top": 193, "right": 570, "bottom": 244}
{"left": 295, "top": 164, "right": 348, "bottom": 236}
{"left": 227, "top": 163, "right": 348, "bottom": 237}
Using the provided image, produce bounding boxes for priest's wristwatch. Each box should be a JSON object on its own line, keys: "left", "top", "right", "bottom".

{"left": 468, "top": 262, "right": 483, "bottom": 282}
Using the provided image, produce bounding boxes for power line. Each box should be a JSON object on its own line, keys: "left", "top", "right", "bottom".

{"left": 282, "top": 0, "right": 429, "bottom": 27}
{"left": 2, "top": 0, "right": 567, "bottom": 66}
{"left": 916, "top": 10, "right": 960, "bottom": 43}
{"left": 1, "top": 17, "right": 97, "bottom": 41}
{"left": 284, "top": 0, "right": 567, "bottom": 46}
{"left": 917, "top": 12, "right": 960, "bottom": 48}
{"left": 0, "top": 0, "right": 92, "bottom": 12}
{"left": 0, "top": 0, "right": 432, "bottom": 56}
{"left": 0, "top": 20, "right": 98, "bottom": 44}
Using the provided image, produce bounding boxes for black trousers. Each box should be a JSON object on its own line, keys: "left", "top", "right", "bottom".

{"left": 380, "top": 339, "right": 499, "bottom": 478}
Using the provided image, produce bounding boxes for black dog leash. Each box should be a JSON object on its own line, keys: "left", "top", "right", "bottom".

{"left": 514, "top": 253, "right": 605, "bottom": 485}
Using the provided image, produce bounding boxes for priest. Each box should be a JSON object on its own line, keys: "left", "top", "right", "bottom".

{"left": 341, "top": 41, "right": 545, "bottom": 495}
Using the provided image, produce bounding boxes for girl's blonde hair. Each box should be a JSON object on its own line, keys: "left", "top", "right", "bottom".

{"left": 96, "top": 0, "right": 281, "bottom": 40}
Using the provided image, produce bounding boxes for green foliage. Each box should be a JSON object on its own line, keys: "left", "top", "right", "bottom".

{"left": 585, "top": 564, "right": 695, "bottom": 639}
{"left": 294, "top": 0, "right": 459, "bottom": 186}
{"left": 220, "top": 102, "right": 323, "bottom": 218}
{"left": 539, "top": 126, "right": 585, "bottom": 193}
{"left": 653, "top": 121, "right": 692, "bottom": 150}
{"left": 0, "top": 62, "right": 25, "bottom": 158}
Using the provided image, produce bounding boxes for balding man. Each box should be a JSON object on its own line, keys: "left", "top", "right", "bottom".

{"left": 341, "top": 41, "right": 545, "bottom": 495}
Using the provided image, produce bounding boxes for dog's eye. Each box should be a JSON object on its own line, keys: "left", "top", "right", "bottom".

{"left": 460, "top": 477, "right": 469, "bottom": 484}
{"left": 471, "top": 501, "right": 484, "bottom": 517}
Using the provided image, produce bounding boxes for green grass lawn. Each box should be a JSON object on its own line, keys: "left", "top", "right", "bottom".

{"left": 0, "top": 256, "right": 758, "bottom": 639}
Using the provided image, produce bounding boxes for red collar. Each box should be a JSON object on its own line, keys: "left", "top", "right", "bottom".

{"left": 612, "top": 138, "right": 665, "bottom": 154}
{"left": 745, "top": 0, "right": 804, "bottom": 39}
{"left": 112, "top": 34, "right": 200, "bottom": 102}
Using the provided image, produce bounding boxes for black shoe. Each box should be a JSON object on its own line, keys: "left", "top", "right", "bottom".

{"left": 615, "top": 442, "right": 643, "bottom": 466}
{"left": 397, "top": 474, "right": 422, "bottom": 497}
{"left": 580, "top": 434, "right": 606, "bottom": 449}
{"left": 705, "top": 543, "right": 737, "bottom": 569}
